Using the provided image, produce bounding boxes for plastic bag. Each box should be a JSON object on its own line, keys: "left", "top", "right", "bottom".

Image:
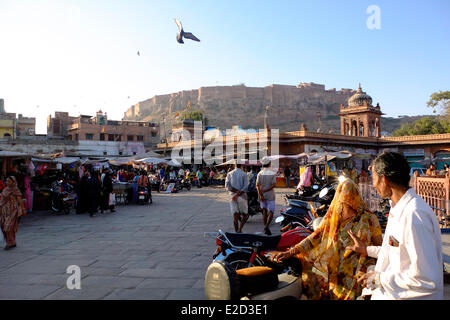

{"left": 109, "top": 193, "right": 116, "bottom": 206}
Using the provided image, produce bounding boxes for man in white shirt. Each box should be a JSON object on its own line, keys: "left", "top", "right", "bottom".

{"left": 225, "top": 162, "right": 249, "bottom": 233}
{"left": 347, "top": 151, "right": 443, "bottom": 300}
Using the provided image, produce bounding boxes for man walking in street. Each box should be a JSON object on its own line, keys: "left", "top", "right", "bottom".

{"left": 347, "top": 151, "right": 443, "bottom": 300}
{"left": 257, "top": 158, "right": 277, "bottom": 235}
{"left": 225, "top": 161, "right": 249, "bottom": 233}
{"left": 284, "top": 166, "right": 291, "bottom": 188}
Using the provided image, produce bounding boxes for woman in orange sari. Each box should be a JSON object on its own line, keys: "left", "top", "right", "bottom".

{"left": 273, "top": 178, "right": 383, "bottom": 300}
{"left": 0, "top": 176, "right": 25, "bottom": 250}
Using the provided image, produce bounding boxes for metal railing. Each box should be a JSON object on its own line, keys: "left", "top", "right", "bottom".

{"left": 359, "top": 173, "right": 450, "bottom": 228}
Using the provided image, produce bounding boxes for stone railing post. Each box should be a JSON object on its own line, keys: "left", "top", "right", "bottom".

{"left": 446, "top": 173, "right": 450, "bottom": 223}
{"left": 413, "top": 170, "right": 419, "bottom": 192}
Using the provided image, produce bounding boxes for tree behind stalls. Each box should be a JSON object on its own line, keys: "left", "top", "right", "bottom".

{"left": 427, "top": 90, "right": 450, "bottom": 118}
{"left": 393, "top": 116, "right": 450, "bottom": 136}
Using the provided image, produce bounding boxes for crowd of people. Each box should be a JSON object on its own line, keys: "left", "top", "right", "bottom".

{"left": 273, "top": 151, "right": 444, "bottom": 300}
{"left": 0, "top": 152, "right": 447, "bottom": 300}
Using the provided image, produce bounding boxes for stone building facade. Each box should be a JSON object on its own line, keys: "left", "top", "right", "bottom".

{"left": 47, "top": 110, "right": 160, "bottom": 148}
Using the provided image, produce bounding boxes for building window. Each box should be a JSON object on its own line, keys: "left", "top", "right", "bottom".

{"left": 100, "top": 133, "right": 105, "bottom": 141}
{"left": 117, "top": 134, "right": 122, "bottom": 141}
{"left": 66, "top": 135, "right": 72, "bottom": 141}
{"left": 108, "top": 134, "right": 115, "bottom": 141}
{"left": 119, "top": 151, "right": 123, "bottom": 156}
{"left": 137, "top": 135, "right": 144, "bottom": 141}
{"left": 103, "top": 151, "right": 107, "bottom": 156}
{"left": 127, "top": 135, "right": 134, "bottom": 141}
{"left": 151, "top": 132, "right": 157, "bottom": 137}
{"left": 85, "top": 133, "right": 94, "bottom": 140}
{"left": 75, "top": 133, "right": 79, "bottom": 141}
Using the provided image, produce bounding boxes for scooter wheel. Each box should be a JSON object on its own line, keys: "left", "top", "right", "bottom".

{"left": 224, "top": 252, "right": 263, "bottom": 271}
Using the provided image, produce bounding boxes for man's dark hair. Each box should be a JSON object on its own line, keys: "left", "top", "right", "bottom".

{"left": 371, "top": 151, "right": 411, "bottom": 189}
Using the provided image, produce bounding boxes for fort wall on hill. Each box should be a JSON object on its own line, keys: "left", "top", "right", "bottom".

{"left": 123, "top": 82, "right": 357, "bottom": 132}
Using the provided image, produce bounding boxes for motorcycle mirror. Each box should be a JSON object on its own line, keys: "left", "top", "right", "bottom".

{"left": 319, "top": 187, "right": 329, "bottom": 199}
{"left": 313, "top": 185, "right": 319, "bottom": 190}
{"left": 275, "top": 216, "right": 285, "bottom": 223}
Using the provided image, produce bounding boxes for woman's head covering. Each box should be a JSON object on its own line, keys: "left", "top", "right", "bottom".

{"left": 3, "top": 176, "right": 22, "bottom": 198}
{"left": 298, "top": 166, "right": 313, "bottom": 187}
{"left": 298, "top": 177, "right": 378, "bottom": 299}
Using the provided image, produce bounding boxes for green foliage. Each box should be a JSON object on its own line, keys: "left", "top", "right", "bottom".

{"left": 392, "top": 116, "right": 450, "bottom": 136}
{"left": 427, "top": 90, "right": 450, "bottom": 116}
{"left": 180, "top": 110, "right": 204, "bottom": 121}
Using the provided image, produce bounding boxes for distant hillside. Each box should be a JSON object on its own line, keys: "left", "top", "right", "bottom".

{"left": 123, "top": 83, "right": 433, "bottom": 135}
{"left": 382, "top": 115, "right": 437, "bottom": 135}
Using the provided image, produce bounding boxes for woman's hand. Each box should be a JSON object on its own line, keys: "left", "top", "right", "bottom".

{"left": 271, "top": 250, "right": 293, "bottom": 263}
{"left": 346, "top": 230, "right": 367, "bottom": 256}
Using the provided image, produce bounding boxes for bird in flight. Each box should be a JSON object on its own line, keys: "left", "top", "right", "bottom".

{"left": 174, "top": 18, "right": 200, "bottom": 44}
{"left": 137, "top": 51, "right": 140, "bottom": 56}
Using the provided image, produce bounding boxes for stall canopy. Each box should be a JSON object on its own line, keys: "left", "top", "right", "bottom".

{"left": 215, "top": 159, "right": 262, "bottom": 167}
{"left": 261, "top": 151, "right": 352, "bottom": 165}
{"left": 166, "top": 159, "right": 182, "bottom": 167}
{"left": 262, "top": 153, "right": 308, "bottom": 162}
{"left": 0, "top": 151, "right": 30, "bottom": 158}
{"left": 108, "top": 157, "right": 136, "bottom": 166}
{"left": 135, "top": 157, "right": 168, "bottom": 165}
{"left": 307, "top": 151, "right": 352, "bottom": 164}
{"left": 32, "top": 157, "right": 80, "bottom": 164}
{"left": 133, "top": 151, "right": 164, "bottom": 159}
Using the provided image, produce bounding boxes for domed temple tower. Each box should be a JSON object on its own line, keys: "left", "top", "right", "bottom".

{"left": 339, "top": 84, "right": 383, "bottom": 138}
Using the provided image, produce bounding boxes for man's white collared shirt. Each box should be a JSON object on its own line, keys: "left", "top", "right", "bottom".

{"left": 368, "top": 188, "right": 443, "bottom": 300}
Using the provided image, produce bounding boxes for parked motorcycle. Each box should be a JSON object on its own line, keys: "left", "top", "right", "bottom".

{"left": 374, "top": 198, "right": 390, "bottom": 231}
{"left": 205, "top": 226, "right": 312, "bottom": 271}
{"left": 205, "top": 255, "right": 303, "bottom": 300}
{"left": 178, "top": 178, "right": 192, "bottom": 191}
{"left": 50, "top": 180, "right": 75, "bottom": 215}
{"left": 276, "top": 183, "right": 336, "bottom": 231}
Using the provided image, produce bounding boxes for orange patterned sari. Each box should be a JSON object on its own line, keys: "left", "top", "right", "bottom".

{"left": 294, "top": 178, "right": 382, "bottom": 300}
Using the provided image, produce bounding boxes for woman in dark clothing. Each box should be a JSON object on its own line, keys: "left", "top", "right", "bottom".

{"left": 76, "top": 172, "right": 89, "bottom": 214}
{"left": 101, "top": 170, "right": 115, "bottom": 213}
{"left": 87, "top": 171, "right": 101, "bottom": 217}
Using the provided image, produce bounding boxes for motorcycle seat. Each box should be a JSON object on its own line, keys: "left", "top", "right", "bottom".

{"left": 224, "top": 232, "right": 281, "bottom": 251}
{"left": 288, "top": 199, "right": 310, "bottom": 209}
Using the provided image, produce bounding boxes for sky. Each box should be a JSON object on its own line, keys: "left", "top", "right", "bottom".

{"left": 0, "top": 0, "right": 449, "bottom": 134}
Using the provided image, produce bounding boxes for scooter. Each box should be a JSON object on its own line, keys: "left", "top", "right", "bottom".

{"left": 205, "top": 255, "right": 303, "bottom": 300}
{"left": 50, "top": 180, "right": 75, "bottom": 214}
{"left": 247, "top": 191, "right": 262, "bottom": 217}
{"left": 276, "top": 184, "right": 336, "bottom": 231}
{"left": 205, "top": 226, "right": 312, "bottom": 271}
{"left": 137, "top": 186, "right": 150, "bottom": 205}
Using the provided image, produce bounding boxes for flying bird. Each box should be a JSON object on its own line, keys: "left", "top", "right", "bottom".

{"left": 174, "top": 18, "right": 200, "bottom": 44}
{"left": 137, "top": 51, "right": 140, "bottom": 56}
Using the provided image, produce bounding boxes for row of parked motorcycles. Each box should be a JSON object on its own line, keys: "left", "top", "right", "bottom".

{"left": 204, "top": 176, "right": 391, "bottom": 300}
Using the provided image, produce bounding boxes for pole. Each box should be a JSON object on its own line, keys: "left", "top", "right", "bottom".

{"left": 163, "top": 118, "right": 168, "bottom": 157}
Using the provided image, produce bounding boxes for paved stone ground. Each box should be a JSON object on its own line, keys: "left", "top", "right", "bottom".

{"left": 0, "top": 186, "right": 449, "bottom": 300}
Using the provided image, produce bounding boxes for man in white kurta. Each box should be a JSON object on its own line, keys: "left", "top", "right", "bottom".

{"left": 366, "top": 188, "right": 443, "bottom": 299}
{"left": 348, "top": 151, "right": 443, "bottom": 300}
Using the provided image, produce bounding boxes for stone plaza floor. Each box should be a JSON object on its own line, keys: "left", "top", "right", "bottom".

{"left": 0, "top": 187, "right": 449, "bottom": 300}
